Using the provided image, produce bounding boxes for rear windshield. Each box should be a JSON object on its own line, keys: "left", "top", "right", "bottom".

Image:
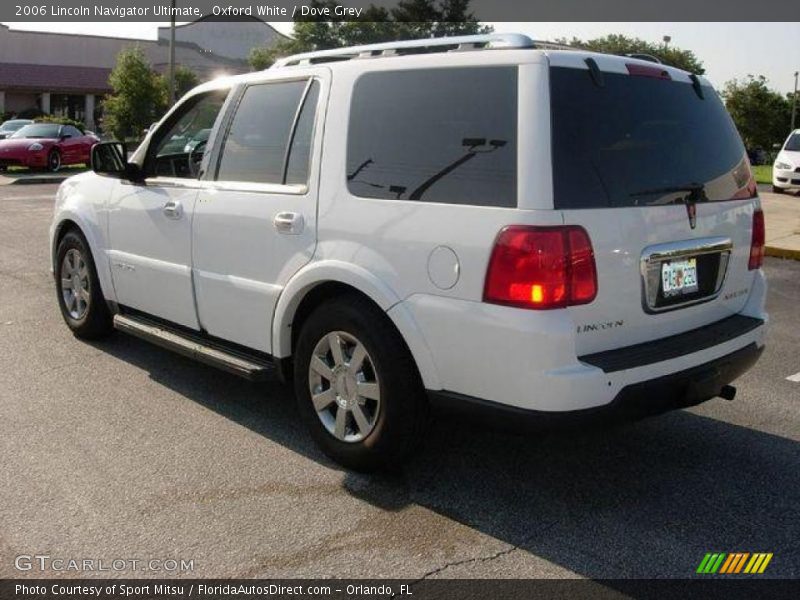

{"left": 550, "top": 66, "right": 750, "bottom": 209}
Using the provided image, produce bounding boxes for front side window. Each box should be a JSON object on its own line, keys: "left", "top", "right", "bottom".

{"left": 151, "top": 90, "right": 228, "bottom": 179}
{"left": 63, "top": 126, "right": 82, "bottom": 138}
{"left": 216, "top": 79, "right": 317, "bottom": 185}
{"left": 346, "top": 67, "right": 518, "bottom": 207}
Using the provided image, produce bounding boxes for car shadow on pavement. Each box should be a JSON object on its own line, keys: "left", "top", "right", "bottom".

{"left": 91, "top": 333, "right": 799, "bottom": 580}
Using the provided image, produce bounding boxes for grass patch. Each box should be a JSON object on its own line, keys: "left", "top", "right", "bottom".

{"left": 752, "top": 165, "right": 773, "bottom": 185}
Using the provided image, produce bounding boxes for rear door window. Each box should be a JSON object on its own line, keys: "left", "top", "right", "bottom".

{"left": 347, "top": 67, "right": 517, "bottom": 207}
{"left": 550, "top": 66, "right": 750, "bottom": 209}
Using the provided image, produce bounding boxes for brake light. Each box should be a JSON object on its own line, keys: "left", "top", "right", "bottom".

{"left": 483, "top": 226, "right": 598, "bottom": 310}
{"left": 748, "top": 209, "right": 765, "bottom": 270}
{"left": 626, "top": 63, "right": 671, "bottom": 80}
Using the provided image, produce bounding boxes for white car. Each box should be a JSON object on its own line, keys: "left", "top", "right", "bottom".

{"left": 772, "top": 129, "right": 800, "bottom": 193}
{"left": 49, "top": 34, "right": 767, "bottom": 470}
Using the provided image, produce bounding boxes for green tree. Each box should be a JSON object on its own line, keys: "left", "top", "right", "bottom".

{"left": 103, "top": 47, "right": 166, "bottom": 140}
{"left": 248, "top": 0, "right": 490, "bottom": 70}
{"left": 723, "top": 75, "right": 792, "bottom": 149}
{"left": 173, "top": 65, "right": 200, "bottom": 99}
{"left": 559, "top": 34, "right": 705, "bottom": 74}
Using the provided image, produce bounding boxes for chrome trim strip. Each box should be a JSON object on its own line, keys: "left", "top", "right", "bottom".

{"left": 640, "top": 237, "right": 733, "bottom": 314}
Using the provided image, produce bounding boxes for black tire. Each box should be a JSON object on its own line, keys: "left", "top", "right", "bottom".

{"left": 772, "top": 185, "right": 784, "bottom": 194}
{"left": 293, "top": 294, "right": 428, "bottom": 471}
{"left": 55, "top": 229, "right": 113, "bottom": 339}
{"left": 47, "top": 149, "right": 61, "bottom": 172}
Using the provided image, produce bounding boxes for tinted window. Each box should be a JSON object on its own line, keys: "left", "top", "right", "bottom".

{"left": 285, "top": 81, "right": 319, "bottom": 185}
{"left": 550, "top": 67, "right": 750, "bottom": 209}
{"left": 217, "top": 80, "right": 308, "bottom": 184}
{"left": 64, "top": 126, "right": 82, "bottom": 138}
{"left": 785, "top": 133, "right": 800, "bottom": 152}
{"left": 347, "top": 67, "right": 517, "bottom": 207}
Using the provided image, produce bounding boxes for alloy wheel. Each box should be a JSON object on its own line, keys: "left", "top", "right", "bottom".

{"left": 308, "top": 331, "right": 381, "bottom": 443}
{"left": 60, "top": 248, "right": 90, "bottom": 319}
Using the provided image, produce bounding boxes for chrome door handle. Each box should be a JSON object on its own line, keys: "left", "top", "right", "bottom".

{"left": 163, "top": 200, "right": 183, "bottom": 219}
{"left": 273, "top": 211, "right": 304, "bottom": 235}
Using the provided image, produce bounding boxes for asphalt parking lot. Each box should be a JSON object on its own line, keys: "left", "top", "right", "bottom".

{"left": 0, "top": 183, "right": 798, "bottom": 580}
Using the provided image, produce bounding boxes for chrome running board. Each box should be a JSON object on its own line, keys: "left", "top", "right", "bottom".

{"left": 113, "top": 314, "right": 274, "bottom": 381}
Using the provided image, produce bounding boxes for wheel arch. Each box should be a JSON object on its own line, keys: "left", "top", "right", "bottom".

{"left": 51, "top": 212, "right": 116, "bottom": 305}
{"left": 272, "top": 261, "right": 441, "bottom": 389}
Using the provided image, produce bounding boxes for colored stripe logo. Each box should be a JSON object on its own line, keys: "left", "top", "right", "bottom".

{"left": 697, "top": 552, "right": 773, "bottom": 574}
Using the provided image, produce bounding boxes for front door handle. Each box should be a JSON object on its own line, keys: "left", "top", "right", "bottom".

{"left": 163, "top": 200, "right": 183, "bottom": 220}
{"left": 273, "top": 211, "right": 304, "bottom": 235}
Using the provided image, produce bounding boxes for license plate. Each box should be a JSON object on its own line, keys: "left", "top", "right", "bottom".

{"left": 661, "top": 258, "right": 699, "bottom": 297}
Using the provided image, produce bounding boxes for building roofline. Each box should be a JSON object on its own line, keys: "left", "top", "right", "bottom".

{"left": 0, "top": 22, "right": 154, "bottom": 43}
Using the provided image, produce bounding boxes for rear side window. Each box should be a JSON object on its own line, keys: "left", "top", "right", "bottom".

{"left": 550, "top": 66, "right": 749, "bottom": 209}
{"left": 347, "top": 67, "right": 517, "bottom": 207}
{"left": 217, "top": 79, "right": 317, "bottom": 185}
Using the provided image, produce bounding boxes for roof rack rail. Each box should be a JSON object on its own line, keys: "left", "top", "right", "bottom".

{"left": 271, "top": 33, "right": 570, "bottom": 68}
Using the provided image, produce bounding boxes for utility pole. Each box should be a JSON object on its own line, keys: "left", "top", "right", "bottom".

{"left": 168, "top": 0, "right": 176, "bottom": 106}
{"left": 791, "top": 71, "right": 799, "bottom": 132}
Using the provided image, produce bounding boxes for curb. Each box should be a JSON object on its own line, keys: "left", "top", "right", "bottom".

{"left": 765, "top": 246, "right": 800, "bottom": 261}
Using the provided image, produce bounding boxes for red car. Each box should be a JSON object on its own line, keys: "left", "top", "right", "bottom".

{"left": 0, "top": 123, "right": 99, "bottom": 172}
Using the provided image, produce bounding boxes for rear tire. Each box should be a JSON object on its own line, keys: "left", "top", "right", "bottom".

{"left": 772, "top": 185, "right": 784, "bottom": 194}
{"left": 55, "top": 229, "right": 113, "bottom": 339}
{"left": 293, "top": 294, "right": 428, "bottom": 471}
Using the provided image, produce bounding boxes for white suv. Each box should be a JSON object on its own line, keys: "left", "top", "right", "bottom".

{"left": 50, "top": 34, "right": 767, "bottom": 470}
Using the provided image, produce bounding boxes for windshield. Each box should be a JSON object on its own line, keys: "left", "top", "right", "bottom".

{"left": 550, "top": 66, "right": 751, "bottom": 209}
{"left": 785, "top": 133, "right": 800, "bottom": 152}
{"left": 0, "top": 120, "right": 31, "bottom": 132}
{"left": 10, "top": 124, "right": 61, "bottom": 139}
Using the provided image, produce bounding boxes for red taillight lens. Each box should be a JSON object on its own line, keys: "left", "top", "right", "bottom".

{"left": 749, "top": 209, "right": 765, "bottom": 270}
{"left": 483, "top": 225, "right": 598, "bottom": 310}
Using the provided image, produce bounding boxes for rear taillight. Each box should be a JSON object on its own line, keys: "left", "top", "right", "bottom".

{"left": 483, "top": 225, "right": 598, "bottom": 310}
{"left": 749, "top": 209, "right": 765, "bottom": 270}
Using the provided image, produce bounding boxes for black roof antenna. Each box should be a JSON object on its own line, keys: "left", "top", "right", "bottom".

{"left": 584, "top": 58, "right": 604, "bottom": 87}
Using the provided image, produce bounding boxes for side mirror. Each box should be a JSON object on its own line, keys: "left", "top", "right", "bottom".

{"left": 91, "top": 141, "right": 142, "bottom": 182}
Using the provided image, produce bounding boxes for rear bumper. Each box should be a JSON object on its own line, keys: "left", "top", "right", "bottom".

{"left": 429, "top": 342, "right": 763, "bottom": 427}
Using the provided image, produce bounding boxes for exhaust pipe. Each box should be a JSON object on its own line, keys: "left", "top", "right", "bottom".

{"left": 719, "top": 385, "right": 736, "bottom": 401}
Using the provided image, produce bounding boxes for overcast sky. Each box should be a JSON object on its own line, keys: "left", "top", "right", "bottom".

{"left": 3, "top": 21, "right": 798, "bottom": 93}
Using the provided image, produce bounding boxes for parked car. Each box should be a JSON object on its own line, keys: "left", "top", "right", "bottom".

{"left": 0, "top": 118, "right": 34, "bottom": 140}
{"left": 772, "top": 129, "right": 800, "bottom": 193}
{"left": 0, "top": 123, "right": 98, "bottom": 172}
{"left": 747, "top": 147, "right": 768, "bottom": 166}
{"left": 50, "top": 34, "right": 767, "bottom": 471}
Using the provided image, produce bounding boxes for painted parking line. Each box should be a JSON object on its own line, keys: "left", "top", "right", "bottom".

{"left": 0, "top": 195, "right": 56, "bottom": 201}
{"left": 786, "top": 372, "right": 800, "bottom": 383}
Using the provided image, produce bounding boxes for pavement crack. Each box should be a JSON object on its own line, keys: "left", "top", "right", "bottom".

{"left": 410, "top": 543, "right": 520, "bottom": 585}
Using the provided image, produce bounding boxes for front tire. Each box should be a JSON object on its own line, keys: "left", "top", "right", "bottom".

{"left": 55, "top": 229, "right": 113, "bottom": 339}
{"left": 294, "top": 295, "right": 428, "bottom": 471}
{"left": 48, "top": 149, "right": 61, "bottom": 172}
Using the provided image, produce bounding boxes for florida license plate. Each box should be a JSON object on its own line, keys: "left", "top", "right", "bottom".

{"left": 661, "top": 258, "right": 699, "bottom": 296}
